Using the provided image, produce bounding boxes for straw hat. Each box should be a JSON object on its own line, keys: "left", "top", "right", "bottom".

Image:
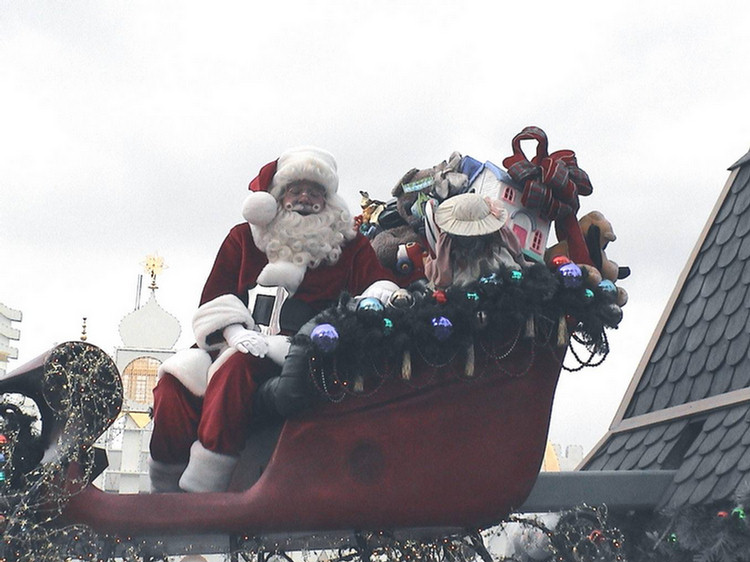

{"left": 434, "top": 193, "right": 508, "bottom": 236}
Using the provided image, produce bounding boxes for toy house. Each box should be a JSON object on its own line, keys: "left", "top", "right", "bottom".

{"left": 461, "top": 156, "right": 551, "bottom": 263}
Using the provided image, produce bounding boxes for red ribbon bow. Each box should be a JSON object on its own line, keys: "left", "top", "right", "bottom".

{"left": 502, "top": 126, "right": 594, "bottom": 266}
{"left": 502, "top": 126, "right": 592, "bottom": 221}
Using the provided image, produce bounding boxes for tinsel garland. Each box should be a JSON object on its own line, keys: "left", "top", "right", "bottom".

{"left": 487, "top": 497, "right": 750, "bottom": 562}
{"left": 612, "top": 498, "right": 750, "bottom": 562}
{"left": 0, "top": 342, "right": 122, "bottom": 562}
{"left": 0, "top": 402, "right": 43, "bottom": 489}
{"left": 233, "top": 530, "right": 495, "bottom": 562}
{"left": 497, "top": 505, "right": 627, "bottom": 562}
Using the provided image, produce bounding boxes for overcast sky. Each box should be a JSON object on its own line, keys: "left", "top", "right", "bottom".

{"left": 2, "top": 2, "right": 749, "bottom": 453}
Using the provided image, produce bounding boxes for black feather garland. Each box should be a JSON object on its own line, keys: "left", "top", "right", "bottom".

{"left": 292, "top": 263, "right": 623, "bottom": 393}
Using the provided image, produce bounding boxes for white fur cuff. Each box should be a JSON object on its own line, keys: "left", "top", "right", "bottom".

{"left": 158, "top": 348, "right": 213, "bottom": 397}
{"left": 179, "top": 441, "right": 239, "bottom": 493}
{"left": 193, "top": 294, "right": 253, "bottom": 351}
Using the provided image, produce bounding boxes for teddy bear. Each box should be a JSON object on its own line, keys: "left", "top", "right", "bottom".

{"left": 369, "top": 152, "right": 469, "bottom": 285}
{"left": 545, "top": 210, "right": 629, "bottom": 306}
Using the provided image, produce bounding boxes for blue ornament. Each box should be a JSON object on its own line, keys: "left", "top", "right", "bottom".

{"left": 479, "top": 273, "right": 500, "bottom": 285}
{"left": 432, "top": 316, "right": 453, "bottom": 341}
{"left": 357, "top": 297, "right": 385, "bottom": 312}
{"left": 310, "top": 323, "right": 339, "bottom": 353}
{"left": 558, "top": 263, "right": 583, "bottom": 288}
{"left": 0, "top": 453, "right": 4, "bottom": 463}
{"left": 598, "top": 279, "right": 617, "bottom": 294}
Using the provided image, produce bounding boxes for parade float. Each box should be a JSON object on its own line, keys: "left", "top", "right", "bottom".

{"left": 0, "top": 127, "right": 629, "bottom": 561}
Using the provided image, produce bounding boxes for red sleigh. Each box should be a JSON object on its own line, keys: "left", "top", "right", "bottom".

{"left": 1, "top": 277, "right": 614, "bottom": 557}
{"left": 0, "top": 127, "right": 621, "bottom": 556}
{"left": 1, "top": 331, "right": 564, "bottom": 541}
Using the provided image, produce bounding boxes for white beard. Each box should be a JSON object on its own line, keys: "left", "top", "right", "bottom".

{"left": 254, "top": 198, "right": 355, "bottom": 269}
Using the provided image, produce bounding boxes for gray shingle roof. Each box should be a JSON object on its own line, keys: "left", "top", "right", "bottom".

{"left": 581, "top": 149, "right": 750, "bottom": 510}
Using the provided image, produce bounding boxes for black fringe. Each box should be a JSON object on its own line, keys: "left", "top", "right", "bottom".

{"left": 293, "top": 264, "right": 622, "bottom": 382}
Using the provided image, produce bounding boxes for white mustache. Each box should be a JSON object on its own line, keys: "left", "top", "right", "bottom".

{"left": 284, "top": 202, "right": 322, "bottom": 214}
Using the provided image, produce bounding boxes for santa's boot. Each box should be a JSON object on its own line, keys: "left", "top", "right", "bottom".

{"left": 148, "top": 457, "right": 187, "bottom": 493}
{"left": 179, "top": 441, "right": 239, "bottom": 493}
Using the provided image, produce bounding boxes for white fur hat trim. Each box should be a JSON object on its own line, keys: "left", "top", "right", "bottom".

{"left": 269, "top": 146, "right": 338, "bottom": 198}
{"left": 242, "top": 191, "right": 279, "bottom": 227}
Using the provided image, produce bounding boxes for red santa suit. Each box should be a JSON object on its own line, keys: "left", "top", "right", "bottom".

{"left": 149, "top": 147, "right": 397, "bottom": 493}
{"left": 199, "top": 223, "right": 390, "bottom": 318}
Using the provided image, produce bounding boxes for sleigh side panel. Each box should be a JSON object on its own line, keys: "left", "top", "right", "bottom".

{"left": 62, "top": 342, "right": 563, "bottom": 535}
{"left": 243, "top": 342, "right": 564, "bottom": 532}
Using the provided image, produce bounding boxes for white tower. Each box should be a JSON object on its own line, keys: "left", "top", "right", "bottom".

{"left": 96, "top": 254, "right": 182, "bottom": 494}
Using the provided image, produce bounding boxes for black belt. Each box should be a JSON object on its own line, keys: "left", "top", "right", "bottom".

{"left": 251, "top": 291, "right": 316, "bottom": 335}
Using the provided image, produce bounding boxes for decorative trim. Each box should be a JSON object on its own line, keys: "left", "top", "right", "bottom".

{"left": 612, "top": 387, "right": 750, "bottom": 433}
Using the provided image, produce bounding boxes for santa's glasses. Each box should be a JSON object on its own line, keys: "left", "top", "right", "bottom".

{"left": 285, "top": 182, "right": 326, "bottom": 200}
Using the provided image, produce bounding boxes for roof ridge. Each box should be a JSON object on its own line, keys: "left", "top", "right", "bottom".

{"left": 728, "top": 147, "right": 750, "bottom": 170}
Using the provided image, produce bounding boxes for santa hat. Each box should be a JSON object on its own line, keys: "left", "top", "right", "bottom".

{"left": 242, "top": 146, "right": 339, "bottom": 227}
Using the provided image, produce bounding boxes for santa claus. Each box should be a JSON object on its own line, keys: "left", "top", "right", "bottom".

{"left": 149, "top": 147, "right": 398, "bottom": 493}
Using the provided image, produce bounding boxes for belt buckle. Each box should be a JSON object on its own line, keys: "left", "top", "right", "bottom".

{"left": 247, "top": 285, "right": 289, "bottom": 336}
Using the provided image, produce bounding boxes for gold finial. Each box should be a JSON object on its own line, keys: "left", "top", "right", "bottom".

{"left": 81, "top": 317, "right": 88, "bottom": 341}
{"left": 142, "top": 253, "right": 167, "bottom": 291}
